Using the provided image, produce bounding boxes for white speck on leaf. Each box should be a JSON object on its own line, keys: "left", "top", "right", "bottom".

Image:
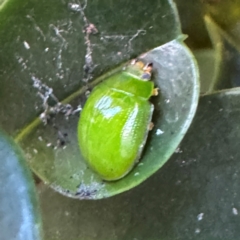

{"left": 38, "top": 136, "right": 43, "bottom": 141}
{"left": 65, "top": 211, "right": 70, "bottom": 216}
{"left": 195, "top": 228, "right": 201, "bottom": 234}
{"left": 232, "top": 208, "right": 238, "bottom": 215}
{"left": 23, "top": 41, "right": 30, "bottom": 49}
{"left": 68, "top": 3, "right": 82, "bottom": 11}
{"left": 175, "top": 148, "right": 182, "bottom": 153}
{"left": 197, "top": 213, "right": 204, "bottom": 221}
{"left": 156, "top": 129, "right": 164, "bottom": 135}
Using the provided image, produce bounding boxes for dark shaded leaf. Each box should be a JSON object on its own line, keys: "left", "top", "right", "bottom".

{"left": 0, "top": 130, "right": 42, "bottom": 240}
{"left": 175, "top": 0, "right": 212, "bottom": 49}
{"left": 0, "top": 0, "right": 180, "bottom": 135}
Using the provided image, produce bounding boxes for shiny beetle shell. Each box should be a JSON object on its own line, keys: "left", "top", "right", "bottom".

{"left": 78, "top": 60, "right": 157, "bottom": 181}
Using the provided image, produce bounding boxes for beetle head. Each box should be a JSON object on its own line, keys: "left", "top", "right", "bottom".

{"left": 128, "top": 59, "right": 153, "bottom": 81}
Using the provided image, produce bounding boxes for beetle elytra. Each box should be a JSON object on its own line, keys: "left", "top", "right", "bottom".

{"left": 78, "top": 60, "right": 158, "bottom": 181}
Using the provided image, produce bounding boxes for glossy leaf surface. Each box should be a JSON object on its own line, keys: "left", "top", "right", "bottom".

{"left": 0, "top": 0, "right": 199, "bottom": 198}
{"left": 0, "top": 130, "right": 42, "bottom": 240}
{"left": 17, "top": 40, "right": 199, "bottom": 199}
{"left": 0, "top": 0, "right": 180, "bottom": 135}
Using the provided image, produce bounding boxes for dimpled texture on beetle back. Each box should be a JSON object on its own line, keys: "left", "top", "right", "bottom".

{"left": 78, "top": 70, "right": 154, "bottom": 181}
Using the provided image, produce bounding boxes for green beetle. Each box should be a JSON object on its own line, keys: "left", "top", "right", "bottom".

{"left": 78, "top": 60, "right": 158, "bottom": 181}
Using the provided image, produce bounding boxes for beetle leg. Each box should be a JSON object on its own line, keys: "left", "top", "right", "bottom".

{"left": 148, "top": 122, "right": 154, "bottom": 131}
{"left": 152, "top": 88, "right": 159, "bottom": 96}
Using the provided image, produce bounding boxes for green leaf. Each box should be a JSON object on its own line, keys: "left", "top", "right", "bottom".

{"left": 0, "top": 0, "right": 180, "bottom": 135}
{"left": 17, "top": 39, "right": 199, "bottom": 199}
{"left": 193, "top": 49, "right": 215, "bottom": 93}
{"left": 204, "top": 15, "right": 240, "bottom": 90}
{"left": 0, "top": 0, "right": 6, "bottom": 7}
{"left": 0, "top": 130, "right": 42, "bottom": 240}
{"left": 39, "top": 88, "right": 240, "bottom": 239}
{"left": 203, "top": 0, "right": 240, "bottom": 42}
{"left": 0, "top": 0, "right": 199, "bottom": 198}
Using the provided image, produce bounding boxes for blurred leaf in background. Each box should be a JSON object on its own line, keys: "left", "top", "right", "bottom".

{"left": 0, "top": 130, "right": 42, "bottom": 240}
{"left": 175, "top": 0, "right": 211, "bottom": 49}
